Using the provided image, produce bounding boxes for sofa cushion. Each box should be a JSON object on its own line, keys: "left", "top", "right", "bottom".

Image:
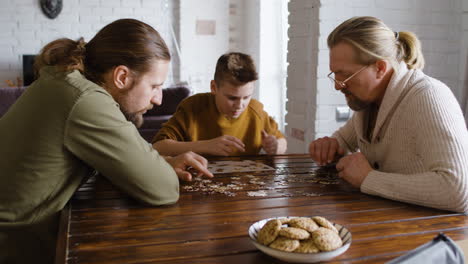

{"left": 145, "top": 85, "right": 191, "bottom": 116}
{"left": 139, "top": 115, "right": 172, "bottom": 130}
{"left": 0, "top": 87, "right": 27, "bottom": 117}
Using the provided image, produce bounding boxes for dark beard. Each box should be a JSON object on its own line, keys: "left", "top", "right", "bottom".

{"left": 122, "top": 110, "right": 144, "bottom": 128}
{"left": 346, "top": 96, "right": 370, "bottom": 111}
{"left": 343, "top": 90, "right": 370, "bottom": 111}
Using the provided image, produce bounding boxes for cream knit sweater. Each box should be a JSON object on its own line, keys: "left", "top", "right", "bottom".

{"left": 333, "top": 62, "right": 468, "bottom": 213}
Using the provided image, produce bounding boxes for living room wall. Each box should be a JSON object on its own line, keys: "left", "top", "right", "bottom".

{"left": 0, "top": 0, "right": 182, "bottom": 87}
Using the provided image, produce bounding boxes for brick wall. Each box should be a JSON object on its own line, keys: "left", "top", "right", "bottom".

{"left": 286, "top": 0, "right": 463, "bottom": 153}
{"left": 286, "top": 0, "right": 321, "bottom": 153}
{"left": 0, "top": 0, "right": 177, "bottom": 86}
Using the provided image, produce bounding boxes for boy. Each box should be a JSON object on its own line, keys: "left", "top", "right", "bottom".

{"left": 153, "top": 52, "right": 287, "bottom": 156}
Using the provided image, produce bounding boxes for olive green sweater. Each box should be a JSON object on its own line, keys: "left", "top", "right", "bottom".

{"left": 0, "top": 67, "right": 179, "bottom": 263}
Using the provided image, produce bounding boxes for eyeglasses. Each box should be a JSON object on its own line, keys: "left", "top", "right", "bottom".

{"left": 327, "top": 65, "right": 369, "bottom": 88}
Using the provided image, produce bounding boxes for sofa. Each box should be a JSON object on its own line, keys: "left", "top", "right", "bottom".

{"left": 0, "top": 85, "right": 191, "bottom": 142}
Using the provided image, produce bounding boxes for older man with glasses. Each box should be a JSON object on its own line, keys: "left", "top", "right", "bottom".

{"left": 309, "top": 16, "right": 468, "bottom": 213}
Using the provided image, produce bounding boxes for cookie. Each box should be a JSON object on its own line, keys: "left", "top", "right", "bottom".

{"left": 312, "top": 227, "right": 343, "bottom": 252}
{"left": 257, "top": 219, "right": 281, "bottom": 245}
{"left": 312, "top": 216, "right": 338, "bottom": 233}
{"left": 289, "top": 217, "right": 319, "bottom": 233}
{"left": 294, "top": 238, "right": 320, "bottom": 253}
{"left": 269, "top": 237, "right": 300, "bottom": 252}
{"left": 279, "top": 227, "right": 310, "bottom": 240}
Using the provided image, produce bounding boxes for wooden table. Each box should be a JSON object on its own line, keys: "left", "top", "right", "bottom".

{"left": 55, "top": 154, "right": 468, "bottom": 264}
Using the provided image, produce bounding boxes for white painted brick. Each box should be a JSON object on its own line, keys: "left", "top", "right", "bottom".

{"left": 0, "top": 44, "right": 14, "bottom": 58}
{"left": 41, "top": 24, "right": 73, "bottom": 34}
{"left": 317, "top": 105, "right": 336, "bottom": 121}
{"left": 288, "top": 23, "right": 313, "bottom": 38}
{"left": 432, "top": 40, "right": 460, "bottom": 53}
{"left": 417, "top": 25, "right": 451, "bottom": 40}
{"left": 286, "top": 86, "right": 308, "bottom": 103}
{"left": 317, "top": 86, "right": 347, "bottom": 105}
{"left": 317, "top": 63, "right": 330, "bottom": 77}
{"left": 112, "top": 7, "right": 132, "bottom": 16}
{"left": 427, "top": 0, "right": 455, "bottom": 12}
{"left": 463, "top": 13, "right": 468, "bottom": 30}
{"left": 316, "top": 119, "right": 343, "bottom": 133}
{"left": 100, "top": 16, "right": 123, "bottom": 25}
{"left": 14, "top": 29, "right": 35, "bottom": 42}
{"left": 287, "top": 100, "right": 309, "bottom": 115}
{"left": 79, "top": 14, "right": 102, "bottom": 24}
{"left": 287, "top": 49, "right": 315, "bottom": 64}
{"left": 101, "top": 0, "right": 122, "bottom": 8}
{"left": 13, "top": 0, "right": 33, "bottom": 5}
{"left": 285, "top": 112, "right": 308, "bottom": 130}
{"left": 432, "top": 12, "right": 458, "bottom": 25}
{"left": 133, "top": 8, "right": 159, "bottom": 16}
{"left": 51, "top": 11, "right": 80, "bottom": 24}
{"left": 448, "top": 53, "right": 461, "bottom": 66}
{"left": 142, "top": 0, "right": 163, "bottom": 8}
{"left": 319, "top": 20, "right": 340, "bottom": 38}
{"left": 80, "top": 0, "right": 100, "bottom": 7}
{"left": 288, "top": 0, "right": 318, "bottom": 11}
{"left": 376, "top": 0, "right": 412, "bottom": 10}
{"left": 285, "top": 136, "right": 308, "bottom": 154}
{"left": 319, "top": 6, "right": 348, "bottom": 21}
{"left": 15, "top": 13, "right": 36, "bottom": 24}
{"left": 289, "top": 37, "right": 318, "bottom": 57}
{"left": 318, "top": 36, "right": 328, "bottom": 50}
{"left": 0, "top": 7, "right": 14, "bottom": 18}
{"left": 63, "top": 1, "right": 80, "bottom": 8}
{"left": 15, "top": 42, "right": 42, "bottom": 56}
{"left": 317, "top": 50, "right": 329, "bottom": 66}
{"left": 353, "top": 7, "right": 381, "bottom": 17}
{"left": 319, "top": 0, "right": 336, "bottom": 7}
{"left": 289, "top": 8, "right": 318, "bottom": 24}
{"left": 347, "top": 0, "right": 375, "bottom": 8}
{"left": 89, "top": 7, "right": 111, "bottom": 15}
{"left": 463, "top": 0, "right": 468, "bottom": 11}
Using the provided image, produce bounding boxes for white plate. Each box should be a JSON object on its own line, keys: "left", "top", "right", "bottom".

{"left": 248, "top": 216, "right": 352, "bottom": 263}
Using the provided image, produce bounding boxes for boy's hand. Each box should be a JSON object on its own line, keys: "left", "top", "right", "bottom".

{"left": 261, "top": 130, "right": 278, "bottom": 154}
{"left": 165, "top": 151, "right": 213, "bottom": 181}
{"left": 203, "top": 135, "right": 245, "bottom": 156}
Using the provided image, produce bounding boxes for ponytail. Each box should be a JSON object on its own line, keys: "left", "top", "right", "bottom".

{"left": 396, "top": 31, "right": 425, "bottom": 70}
{"left": 34, "top": 37, "right": 86, "bottom": 77}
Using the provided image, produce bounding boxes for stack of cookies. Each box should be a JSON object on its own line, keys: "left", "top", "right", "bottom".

{"left": 256, "top": 216, "right": 343, "bottom": 253}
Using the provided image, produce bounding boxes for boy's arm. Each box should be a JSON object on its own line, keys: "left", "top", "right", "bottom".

{"left": 153, "top": 139, "right": 205, "bottom": 156}
{"left": 154, "top": 135, "right": 245, "bottom": 156}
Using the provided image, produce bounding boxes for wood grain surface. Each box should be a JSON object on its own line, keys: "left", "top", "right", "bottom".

{"left": 55, "top": 154, "right": 468, "bottom": 264}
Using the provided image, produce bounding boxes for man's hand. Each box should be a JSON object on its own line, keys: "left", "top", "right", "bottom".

{"left": 165, "top": 151, "right": 214, "bottom": 181}
{"left": 202, "top": 135, "right": 245, "bottom": 156}
{"left": 309, "top": 136, "right": 345, "bottom": 165}
{"left": 336, "top": 152, "right": 372, "bottom": 188}
{"left": 261, "top": 130, "right": 279, "bottom": 154}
